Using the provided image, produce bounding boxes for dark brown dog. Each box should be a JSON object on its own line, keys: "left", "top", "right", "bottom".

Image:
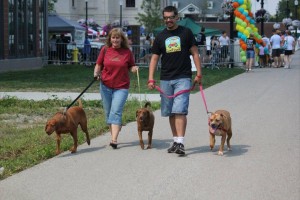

{"left": 136, "top": 102, "right": 155, "bottom": 149}
{"left": 208, "top": 110, "right": 232, "bottom": 156}
{"left": 45, "top": 100, "right": 90, "bottom": 155}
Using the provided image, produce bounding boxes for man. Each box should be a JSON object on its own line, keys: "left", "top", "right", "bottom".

{"left": 196, "top": 27, "right": 206, "bottom": 63}
{"left": 269, "top": 29, "right": 282, "bottom": 68}
{"left": 218, "top": 30, "right": 230, "bottom": 65}
{"left": 147, "top": 6, "right": 202, "bottom": 155}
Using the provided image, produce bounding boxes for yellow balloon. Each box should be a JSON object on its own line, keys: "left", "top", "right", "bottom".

{"left": 244, "top": 29, "right": 249, "bottom": 36}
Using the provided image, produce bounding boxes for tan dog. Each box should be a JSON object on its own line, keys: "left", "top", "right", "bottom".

{"left": 136, "top": 102, "right": 155, "bottom": 149}
{"left": 45, "top": 100, "right": 90, "bottom": 155}
{"left": 208, "top": 110, "right": 232, "bottom": 156}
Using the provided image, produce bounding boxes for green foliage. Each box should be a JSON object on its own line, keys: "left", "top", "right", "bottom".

{"left": 135, "top": 0, "right": 163, "bottom": 34}
{"left": 275, "top": 0, "right": 300, "bottom": 21}
{"left": 48, "top": 0, "right": 57, "bottom": 12}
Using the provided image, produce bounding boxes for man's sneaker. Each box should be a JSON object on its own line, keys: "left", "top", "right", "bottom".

{"left": 167, "top": 142, "right": 178, "bottom": 153}
{"left": 175, "top": 143, "right": 185, "bottom": 155}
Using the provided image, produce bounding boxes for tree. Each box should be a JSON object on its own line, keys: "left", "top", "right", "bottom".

{"left": 275, "top": 0, "right": 300, "bottom": 21}
{"left": 135, "top": 0, "right": 163, "bottom": 35}
{"left": 48, "top": 0, "right": 57, "bottom": 13}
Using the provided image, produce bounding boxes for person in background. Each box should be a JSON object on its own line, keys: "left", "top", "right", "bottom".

{"left": 258, "top": 44, "right": 265, "bottom": 68}
{"left": 93, "top": 28, "right": 139, "bottom": 149}
{"left": 83, "top": 35, "right": 91, "bottom": 65}
{"left": 56, "top": 34, "right": 69, "bottom": 64}
{"left": 262, "top": 34, "right": 271, "bottom": 67}
{"left": 48, "top": 35, "right": 57, "bottom": 64}
{"left": 269, "top": 29, "right": 281, "bottom": 68}
{"left": 283, "top": 30, "right": 295, "bottom": 69}
{"left": 147, "top": 6, "right": 202, "bottom": 155}
{"left": 195, "top": 27, "right": 206, "bottom": 63}
{"left": 264, "top": 44, "right": 271, "bottom": 67}
{"left": 218, "top": 30, "right": 230, "bottom": 66}
{"left": 279, "top": 30, "right": 286, "bottom": 67}
{"left": 245, "top": 33, "right": 256, "bottom": 72}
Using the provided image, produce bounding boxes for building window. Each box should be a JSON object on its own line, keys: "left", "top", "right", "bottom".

{"left": 207, "top": 1, "right": 213, "bottom": 9}
{"left": 126, "top": 0, "right": 135, "bottom": 8}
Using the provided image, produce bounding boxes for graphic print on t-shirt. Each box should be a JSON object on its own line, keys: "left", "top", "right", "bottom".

{"left": 165, "top": 36, "right": 181, "bottom": 53}
{"left": 246, "top": 39, "right": 254, "bottom": 49}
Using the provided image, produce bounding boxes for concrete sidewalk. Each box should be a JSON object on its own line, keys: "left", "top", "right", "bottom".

{"left": 0, "top": 51, "right": 299, "bottom": 200}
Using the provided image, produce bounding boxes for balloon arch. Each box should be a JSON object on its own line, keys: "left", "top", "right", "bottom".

{"left": 222, "top": 0, "right": 265, "bottom": 63}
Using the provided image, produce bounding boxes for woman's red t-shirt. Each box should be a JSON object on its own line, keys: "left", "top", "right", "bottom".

{"left": 96, "top": 47, "right": 135, "bottom": 89}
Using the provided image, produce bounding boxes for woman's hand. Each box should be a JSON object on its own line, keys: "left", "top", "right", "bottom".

{"left": 131, "top": 66, "right": 139, "bottom": 73}
{"left": 94, "top": 64, "right": 101, "bottom": 80}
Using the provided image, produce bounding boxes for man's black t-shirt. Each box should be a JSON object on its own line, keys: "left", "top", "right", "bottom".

{"left": 151, "top": 26, "right": 196, "bottom": 80}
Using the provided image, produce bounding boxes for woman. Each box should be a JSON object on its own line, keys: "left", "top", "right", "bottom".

{"left": 245, "top": 33, "right": 256, "bottom": 72}
{"left": 94, "top": 28, "right": 139, "bottom": 149}
{"left": 282, "top": 30, "right": 295, "bottom": 69}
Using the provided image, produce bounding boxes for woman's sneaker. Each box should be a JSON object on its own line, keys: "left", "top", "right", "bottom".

{"left": 167, "top": 142, "right": 178, "bottom": 153}
{"left": 175, "top": 143, "right": 185, "bottom": 155}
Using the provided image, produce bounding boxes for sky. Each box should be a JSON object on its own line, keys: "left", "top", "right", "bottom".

{"left": 251, "top": 0, "right": 280, "bottom": 15}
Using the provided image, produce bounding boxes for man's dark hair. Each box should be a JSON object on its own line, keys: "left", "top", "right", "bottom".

{"left": 201, "top": 27, "right": 205, "bottom": 32}
{"left": 163, "top": 6, "right": 178, "bottom": 16}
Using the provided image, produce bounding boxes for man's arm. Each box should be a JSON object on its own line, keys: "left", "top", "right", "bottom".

{"left": 190, "top": 45, "right": 202, "bottom": 84}
{"left": 148, "top": 54, "right": 160, "bottom": 89}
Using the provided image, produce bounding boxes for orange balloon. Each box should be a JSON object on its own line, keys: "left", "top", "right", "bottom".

{"left": 233, "top": 2, "right": 239, "bottom": 8}
{"left": 248, "top": 12, "right": 253, "bottom": 17}
{"left": 242, "top": 44, "right": 247, "bottom": 51}
{"left": 235, "top": 10, "right": 241, "bottom": 17}
{"left": 240, "top": 15, "right": 246, "bottom": 20}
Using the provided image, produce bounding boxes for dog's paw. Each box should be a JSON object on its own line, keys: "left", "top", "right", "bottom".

{"left": 70, "top": 147, "right": 77, "bottom": 153}
{"left": 228, "top": 147, "right": 232, "bottom": 151}
{"left": 218, "top": 151, "right": 224, "bottom": 156}
{"left": 146, "top": 145, "right": 152, "bottom": 149}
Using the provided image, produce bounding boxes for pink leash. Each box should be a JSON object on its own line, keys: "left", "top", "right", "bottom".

{"left": 151, "top": 80, "right": 210, "bottom": 115}
{"left": 199, "top": 83, "right": 211, "bottom": 115}
{"left": 154, "top": 83, "right": 196, "bottom": 99}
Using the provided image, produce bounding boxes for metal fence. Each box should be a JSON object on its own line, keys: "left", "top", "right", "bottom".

{"left": 47, "top": 42, "right": 243, "bottom": 69}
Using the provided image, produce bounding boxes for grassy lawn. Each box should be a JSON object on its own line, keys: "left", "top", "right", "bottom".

{"left": 0, "top": 64, "right": 244, "bottom": 180}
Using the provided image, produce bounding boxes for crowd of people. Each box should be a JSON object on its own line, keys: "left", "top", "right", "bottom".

{"left": 242, "top": 29, "right": 297, "bottom": 71}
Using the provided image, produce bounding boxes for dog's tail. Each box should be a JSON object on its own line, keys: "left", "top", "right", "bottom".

{"left": 144, "top": 101, "right": 151, "bottom": 109}
{"left": 77, "top": 99, "right": 83, "bottom": 108}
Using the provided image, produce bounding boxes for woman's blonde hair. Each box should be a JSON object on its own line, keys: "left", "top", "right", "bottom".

{"left": 105, "top": 28, "right": 129, "bottom": 49}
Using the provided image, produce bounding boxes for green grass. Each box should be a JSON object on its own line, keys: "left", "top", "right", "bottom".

{"left": 0, "top": 64, "right": 244, "bottom": 180}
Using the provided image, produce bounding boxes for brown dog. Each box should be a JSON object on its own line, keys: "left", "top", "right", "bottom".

{"left": 208, "top": 110, "right": 232, "bottom": 156}
{"left": 45, "top": 100, "right": 90, "bottom": 155}
{"left": 136, "top": 102, "right": 155, "bottom": 149}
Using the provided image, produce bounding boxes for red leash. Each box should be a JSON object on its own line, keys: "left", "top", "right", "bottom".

{"left": 154, "top": 83, "right": 196, "bottom": 99}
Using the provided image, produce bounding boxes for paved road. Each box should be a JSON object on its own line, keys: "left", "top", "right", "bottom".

{"left": 0, "top": 51, "right": 299, "bottom": 200}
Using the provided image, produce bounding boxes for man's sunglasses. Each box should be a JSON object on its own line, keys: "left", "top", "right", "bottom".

{"left": 163, "top": 15, "right": 176, "bottom": 20}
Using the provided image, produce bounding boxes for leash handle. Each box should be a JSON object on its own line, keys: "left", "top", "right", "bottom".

{"left": 66, "top": 78, "right": 96, "bottom": 110}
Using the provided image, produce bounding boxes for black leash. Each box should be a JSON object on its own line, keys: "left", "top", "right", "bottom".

{"left": 64, "top": 78, "right": 97, "bottom": 112}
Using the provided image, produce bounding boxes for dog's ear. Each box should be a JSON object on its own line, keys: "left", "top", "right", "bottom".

{"left": 144, "top": 102, "right": 151, "bottom": 109}
{"left": 136, "top": 110, "right": 139, "bottom": 118}
{"left": 220, "top": 113, "right": 227, "bottom": 119}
